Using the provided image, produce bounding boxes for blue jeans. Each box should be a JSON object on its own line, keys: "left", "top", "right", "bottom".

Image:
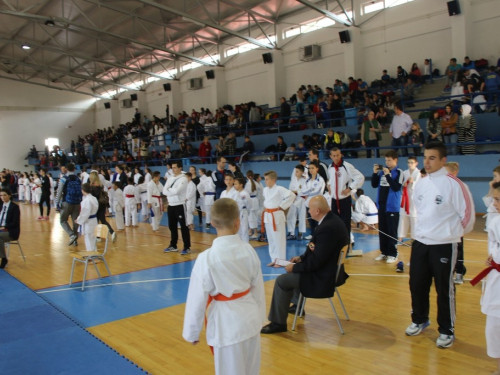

{"left": 444, "top": 133, "right": 458, "bottom": 155}
{"left": 392, "top": 136, "right": 408, "bottom": 156}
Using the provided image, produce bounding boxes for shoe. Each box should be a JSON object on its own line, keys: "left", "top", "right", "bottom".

{"left": 250, "top": 235, "right": 259, "bottom": 240}
{"left": 96, "top": 238, "right": 102, "bottom": 242}
{"left": 396, "top": 261, "right": 404, "bottom": 272}
{"left": 258, "top": 235, "right": 267, "bottom": 242}
{"left": 112, "top": 232, "right": 117, "bottom": 243}
{"left": 0, "top": 257, "right": 7, "bottom": 269}
{"left": 205, "top": 224, "right": 211, "bottom": 230}
{"left": 304, "top": 235, "right": 312, "bottom": 240}
{"left": 287, "top": 234, "right": 296, "bottom": 240}
{"left": 74, "top": 241, "right": 78, "bottom": 246}
{"left": 181, "top": 248, "right": 191, "bottom": 255}
{"left": 68, "top": 235, "right": 77, "bottom": 246}
{"left": 288, "top": 304, "right": 306, "bottom": 315}
{"left": 405, "top": 321, "right": 430, "bottom": 336}
{"left": 37, "top": 216, "right": 44, "bottom": 220}
{"left": 298, "top": 233, "right": 303, "bottom": 240}
{"left": 164, "top": 246, "right": 178, "bottom": 253}
{"left": 386, "top": 256, "right": 398, "bottom": 264}
{"left": 260, "top": 322, "right": 287, "bottom": 334}
{"left": 454, "top": 274, "right": 463, "bottom": 284}
{"left": 375, "top": 254, "right": 388, "bottom": 261}
{"left": 44, "top": 216, "right": 50, "bottom": 220}
{"left": 436, "top": 334, "right": 455, "bottom": 348}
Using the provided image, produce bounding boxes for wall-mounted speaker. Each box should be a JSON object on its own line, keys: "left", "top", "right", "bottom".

{"left": 130, "top": 93, "right": 138, "bottom": 101}
{"left": 447, "top": 0, "right": 461, "bottom": 16}
{"left": 205, "top": 70, "right": 215, "bottom": 80}
{"left": 262, "top": 52, "right": 273, "bottom": 64}
{"left": 339, "top": 30, "right": 351, "bottom": 44}
{"left": 163, "top": 83, "right": 171, "bottom": 91}
{"left": 104, "top": 102, "right": 111, "bottom": 109}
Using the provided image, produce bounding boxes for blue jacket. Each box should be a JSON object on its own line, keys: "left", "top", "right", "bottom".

{"left": 371, "top": 167, "right": 403, "bottom": 212}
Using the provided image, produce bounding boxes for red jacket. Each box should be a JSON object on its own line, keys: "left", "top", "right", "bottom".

{"left": 198, "top": 142, "right": 212, "bottom": 157}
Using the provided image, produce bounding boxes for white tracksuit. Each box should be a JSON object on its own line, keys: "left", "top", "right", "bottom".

{"left": 186, "top": 180, "right": 197, "bottom": 226}
{"left": 287, "top": 177, "right": 307, "bottom": 235}
{"left": 147, "top": 180, "right": 164, "bottom": 231}
{"left": 484, "top": 195, "right": 499, "bottom": 231}
{"left": 76, "top": 194, "right": 99, "bottom": 251}
{"left": 398, "top": 168, "right": 420, "bottom": 239}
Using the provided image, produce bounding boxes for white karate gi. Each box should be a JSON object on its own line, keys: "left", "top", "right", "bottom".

{"left": 138, "top": 182, "right": 149, "bottom": 219}
{"left": 481, "top": 216, "right": 500, "bottom": 358}
{"left": 263, "top": 184, "right": 295, "bottom": 261}
{"left": 147, "top": 180, "right": 163, "bottom": 231}
{"left": 484, "top": 195, "right": 499, "bottom": 231}
{"left": 398, "top": 168, "right": 420, "bottom": 239}
{"left": 24, "top": 179, "right": 30, "bottom": 202}
{"left": 245, "top": 179, "right": 260, "bottom": 230}
{"left": 80, "top": 171, "right": 89, "bottom": 184}
{"left": 287, "top": 176, "right": 307, "bottom": 235}
{"left": 123, "top": 185, "right": 139, "bottom": 226}
{"left": 18, "top": 178, "right": 25, "bottom": 201}
{"left": 183, "top": 234, "right": 266, "bottom": 375}
{"left": 113, "top": 188, "right": 125, "bottom": 230}
{"left": 203, "top": 177, "right": 216, "bottom": 225}
{"left": 237, "top": 190, "right": 251, "bottom": 242}
{"left": 49, "top": 177, "right": 54, "bottom": 204}
{"left": 145, "top": 173, "right": 152, "bottom": 184}
{"left": 33, "top": 178, "right": 41, "bottom": 203}
{"left": 197, "top": 174, "right": 207, "bottom": 213}
{"left": 186, "top": 180, "right": 197, "bottom": 226}
{"left": 352, "top": 195, "right": 379, "bottom": 225}
{"left": 133, "top": 173, "right": 142, "bottom": 186}
{"left": 255, "top": 181, "right": 264, "bottom": 227}
{"left": 76, "top": 194, "right": 99, "bottom": 251}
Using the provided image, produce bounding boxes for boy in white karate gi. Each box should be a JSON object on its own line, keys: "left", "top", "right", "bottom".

{"left": 262, "top": 171, "right": 296, "bottom": 265}
{"left": 123, "top": 177, "right": 139, "bottom": 227}
{"left": 183, "top": 198, "right": 266, "bottom": 375}
{"left": 75, "top": 183, "right": 99, "bottom": 251}
{"left": 203, "top": 171, "right": 216, "bottom": 230}
{"left": 112, "top": 181, "right": 125, "bottom": 230}
{"left": 137, "top": 176, "right": 149, "bottom": 222}
{"left": 287, "top": 165, "right": 307, "bottom": 240}
{"left": 147, "top": 171, "right": 164, "bottom": 231}
{"left": 484, "top": 166, "right": 500, "bottom": 231}
{"left": 186, "top": 172, "right": 197, "bottom": 230}
{"left": 234, "top": 177, "right": 250, "bottom": 243}
{"left": 245, "top": 170, "right": 260, "bottom": 240}
{"left": 220, "top": 174, "right": 239, "bottom": 200}
{"left": 398, "top": 156, "right": 420, "bottom": 241}
{"left": 351, "top": 188, "right": 378, "bottom": 231}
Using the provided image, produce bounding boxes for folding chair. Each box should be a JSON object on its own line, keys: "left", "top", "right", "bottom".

{"left": 292, "top": 245, "right": 350, "bottom": 334}
{"left": 69, "top": 224, "right": 113, "bottom": 291}
{"left": 6, "top": 240, "right": 26, "bottom": 263}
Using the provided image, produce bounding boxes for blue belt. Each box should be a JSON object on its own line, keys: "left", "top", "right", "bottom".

{"left": 205, "top": 192, "right": 216, "bottom": 195}
{"left": 250, "top": 195, "right": 256, "bottom": 198}
{"left": 89, "top": 214, "right": 97, "bottom": 219}
{"left": 366, "top": 213, "right": 378, "bottom": 216}
{"left": 242, "top": 206, "right": 247, "bottom": 209}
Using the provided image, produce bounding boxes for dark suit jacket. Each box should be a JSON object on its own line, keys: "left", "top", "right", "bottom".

{"left": 0, "top": 201, "right": 20, "bottom": 240}
{"left": 292, "top": 211, "right": 349, "bottom": 298}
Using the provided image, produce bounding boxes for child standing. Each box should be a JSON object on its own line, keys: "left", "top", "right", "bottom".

{"left": 186, "top": 173, "right": 197, "bottom": 230}
{"left": 220, "top": 174, "right": 239, "bottom": 200}
{"left": 398, "top": 156, "right": 420, "bottom": 241}
{"left": 203, "top": 171, "right": 216, "bottom": 229}
{"left": 183, "top": 198, "right": 266, "bottom": 375}
{"left": 245, "top": 170, "right": 260, "bottom": 240}
{"left": 123, "top": 177, "right": 139, "bottom": 227}
{"left": 112, "top": 181, "right": 125, "bottom": 230}
{"left": 484, "top": 166, "right": 500, "bottom": 231}
{"left": 351, "top": 189, "right": 378, "bottom": 231}
{"left": 262, "top": 171, "right": 295, "bottom": 264}
{"left": 301, "top": 161, "right": 326, "bottom": 240}
{"left": 75, "top": 183, "right": 99, "bottom": 251}
{"left": 137, "top": 176, "right": 149, "bottom": 222}
{"left": 287, "top": 165, "right": 307, "bottom": 240}
{"left": 234, "top": 178, "right": 251, "bottom": 243}
{"left": 147, "top": 171, "right": 163, "bottom": 231}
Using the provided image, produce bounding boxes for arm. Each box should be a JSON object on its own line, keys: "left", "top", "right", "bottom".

{"left": 182, "top": 266, "right": 210, "bottom": 344}
{"left": 451, "top": 179, "right": 475, "bottom": 234}
{"left": 293, "top": 226, "right": 339, "bottom": 273}
{"left": 164, "top": 177, "right": 187, "bottom": 196}
{"left": 371, "top": 172, "right": 381, "bottom": 188}
{"left": 76, "top": 201, "right": 90, "bottom": 225}
{"left": 346, "top": 164, "right": 365, "bottom": 191}
{"left": 55, "top": 176, "right": 66, "bottom": 206}
{"left": 385, "top": 170, "right": 403, "bottom": 192}
{"left": 4, "top": 204, "right": 20, "bottom": 230}
{"left": 278, "top": 188, "right": 296, "bottom": 210}
{"left": 250, "top": 254, "right": 267, "bottom": 325}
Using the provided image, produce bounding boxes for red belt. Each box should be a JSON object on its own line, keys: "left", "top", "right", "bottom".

{"left": 261, "top": 208, "right": 281, "bottom": 233}
{"left": 471, "top": 259, "right": 500, "bottom": 286}
{"left": 152, "top": 194, "right": 163, "bottom": 212}
{"left": 205, "top": 288, "right": 251, "bottom": 355}
{"left": 125, "top": 195, "right": 135, "bottom": 198}
{"left": 400, "top": 185, "right": 410, "bottom": 215}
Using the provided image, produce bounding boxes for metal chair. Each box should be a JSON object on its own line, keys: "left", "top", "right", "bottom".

{"left": 292, "top": 245, "right": 350, "bottom": 334}
{"left": 6, "top": 240, "right": 26, "bottom": 263}
{"left": 69, "top": 224, "right": 113, "bottom": 291}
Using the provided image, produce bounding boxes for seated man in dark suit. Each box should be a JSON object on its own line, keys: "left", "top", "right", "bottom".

{"left": 261, "top": 196, "right": 349, "bottom": 333}
{"left": 0, "top": 188, "right": 21, "bottom": 269}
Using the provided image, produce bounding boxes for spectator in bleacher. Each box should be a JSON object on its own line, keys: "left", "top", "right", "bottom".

{"left": 276, "top": 136, "right": 287, "bottom": 161}
{"left": 390, "top": 102, "right": 412, "bottom": 157}
{"left": 422, "top": 59, "right": 431, "bottom": 83}
{"left": 371, "top": 93, "right": 383, "bottom": 113}
{"left": 215, "top": 135, "right": 225, "bottom": 157}
{"left": 329, "top": 93, "right": 343, "bottom": 127}
{"left": 164, "top": 146, "right": 171, "bottom": 160}
{"left": 198, "top": 137, "right": 212, "bottom": 164}
{"left": 408, "top": 122, "right": 424, "bottom": 156}
{"left": 396, "top": 66, "right": 409, "bottom": 86}
{"left": 249, "top": 103, "right": 260, "bottom": 126}
{"left": 445, "top": 58, "right": 462, "bottom": 86}
{"left": 322, "top": 128, "right": 340, "bottom": 153}
{"left": 441, "top": 104, "right": 459, "bottom": 155}
{"left": 134, "top": 108, "right": 141, "bottom": 124}
{"left": 481, "top": 66, "right": 500, "bottom": 110}
{"left": 224, "top": 132, "right": 237, "bottom": 157}
{"left": 296, "top": 88, "right": 305, "bottom": 116}
{"left": 348, "top": 77, "right": 358, "bottom": 101}
{"left": 409, "top": 63, "right": 422, "bottom": 83}
{"left": 463, "top": 56, "right": 476, "bottom": 71}
{"left": 457, "top": 104, "right": 477, "bottom": 155}
{"left": 361, "top": 111, "right": 382, "bottom": 158}
{"left": 381, "top": 70, "right": 391, "bottom": 89}
{"left": 296, "top": 142, "right": 307, "bottom": 158}
{"left": 280, "top": 97, "right": 291, "bottom": 125}
{"left": 385, "top": 96, "right": 395, "bottom": 112}
{"left": 242, "top": 135, "right": 255, "bottom": 155}
{"left": 376, "top": 106, "right": 390, "bottom": 126}
{"left": 343, "top": 99, "right": 358, "bottom": 127}
{"left": 357, "top": 78, "right": 369, "bottom": 100}
{"left": 282, "top": 144, "right": 296, "bottom": 161}
{"left": 317, "top": 95, "right": 329, "bottom": 128}
{"left": 306, "top": 90, "right": 317, "bottom": 113}
{"left": 314, "top": 85, "right": 323, "bottom": 97}
{"left": 403, "top": 78, "right": 416, "bottom": 106}
{"left": 426, "top": 110, "right": 443, "bottom": 143}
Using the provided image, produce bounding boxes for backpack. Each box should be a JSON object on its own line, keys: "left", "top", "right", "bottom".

{"left": 62, "top": 175, "right": 82, "bottom": 204}
{"left": 98, "top": 189, "right": 109, "bottom": 206}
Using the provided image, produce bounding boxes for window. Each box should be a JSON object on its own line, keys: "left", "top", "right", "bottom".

{"left": 283, "top": 16, "right": 338, "bottom": 39}
{"left": 45, "top": 138, "right": 59, "bottom": 151}
{"left": 181, "top": 54, "right": 220, "bottom": 72}
{"left": 224, "top": 36, "right": 275, "bottom": 57}
{"left": 362, "top": 0, "right": 413, "bottom": 15}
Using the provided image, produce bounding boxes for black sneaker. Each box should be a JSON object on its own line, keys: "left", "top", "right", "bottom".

{"left": 286, "top": 234, "right": 296, "bottom": 240}
{"left": 181, "top": 248, "right": 191, "bottom": 255}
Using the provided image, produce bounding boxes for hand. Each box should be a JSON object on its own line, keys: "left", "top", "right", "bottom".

{"left": 431, "top": 133, "right": 437, "bottom": 139}
{"left": 369, "top": 127, "right": 375, "bottom": 132}
{"left": 308, "top": 242, "right": 316, "bottom": 251}
{"left": 401, "top": 132, "right": 407, "bottom": 136}
{"left": 408, "top": 178, "right": 413, "bottom": 184}
{"left": 382, "top": 168, "right": 390, "bottom": 175}
{"left": 341, "top": 188, "right": 351, "bottom": 196}
{"left": 289, "top": 256, "right": 302, "bottom": 263}
{"left": 362, "top": 141, "right": 366, "bottom": 146}
{"left": 373, "top": 164, "right": 380, "bottom": 174}
{"left": 285, "top": 263, "right": 294, "bottom": 273}
{"left": 486, "top": 255, "right": 493, "bottom": 266}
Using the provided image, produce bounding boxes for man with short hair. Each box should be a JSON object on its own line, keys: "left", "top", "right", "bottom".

{"left": 390, "top": 102, "right": 413, "bottom": 157}
{"left": 224, "top": 132, "right": 236, "bottom": 157}
{"left": 58, "top": 163, "right": 82, "bottom": 246}
{"left": 280, "top": 97, "right": 291, "bottom": 125}
{"left": 213, "top": 157, "right": 228, "bottom": 200}
{"left": 0, "top": 188, "right": 20, "bottom": 269}
{"left": 445, "top": 58, "right": 462, "bottom": 86}
{"left": 406, "top": 142, "right": 474, "bottom": 349}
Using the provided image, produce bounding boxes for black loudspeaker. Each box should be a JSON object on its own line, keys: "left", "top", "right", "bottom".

{"left": 447, "top": 0, "right": 461, "bottom": 16}
{"left": 205, "top": 70, "right": 215, "bottom": 80}
{"left": 262, "top": 52, "right": 273, "bottom": 64}
{"left": 163, "top": 83, "right": 171, "bottom": 91}
{"left": 339, "top": 30, "right": 351, "bottom": 44}
{"left": 104, "top": 102, "right": 110, "bottom": 109}
{"left": 130, "top": 93, "right": 138, "bottom": 101}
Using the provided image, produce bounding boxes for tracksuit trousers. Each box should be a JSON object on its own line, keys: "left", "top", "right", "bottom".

{"left": 167, "top": 204, "right": 191, "bottom": 249}
{"left": 378, "top": 207, "right": 399, "bottom": 257}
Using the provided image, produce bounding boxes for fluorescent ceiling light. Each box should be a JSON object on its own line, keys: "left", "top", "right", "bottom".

{"left": 21, "top": 44, "right": 31, "bottom": 50}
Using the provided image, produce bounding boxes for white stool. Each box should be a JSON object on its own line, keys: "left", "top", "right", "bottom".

{"left": 6, "top": 241, "right": 26, "bottom": 262}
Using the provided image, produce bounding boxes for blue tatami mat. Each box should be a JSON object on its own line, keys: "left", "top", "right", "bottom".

{"left": 0, "top": 270, "right": 146, "bottom": 375}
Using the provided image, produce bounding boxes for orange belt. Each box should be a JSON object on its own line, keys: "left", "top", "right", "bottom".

{"left": 205, "top": 288, "right": 251, "bottom": 355}
{"left": 261, "top": 208, "right": 281, "bottom": 233}
{"left": 152, "top": 194, "right": 163, "bottom": 211}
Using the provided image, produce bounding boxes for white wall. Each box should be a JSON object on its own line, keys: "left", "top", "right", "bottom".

{"left": 0, "top": 80, "right": 95, "bottom": 171}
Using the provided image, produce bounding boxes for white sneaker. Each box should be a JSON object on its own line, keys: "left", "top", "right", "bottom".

{"left": 386, "top": 256, "right": 398, "bottom": 264}
{"left": 375, "top": 254, "right": 387, "bottom": 261}
{"left": 112, "top": 232, "right": 117, "bottom": 243}
{"left": 304, "top": 235, "right": 312, "bottom": 240}
{"left": 405, "top": 321, "right": 430, "bottom": 336}
{"left": 454, "top": 274, "right": 463, "bottom": 284}
{"left": 436, "top": 334, "right": 454, "bottom": 348}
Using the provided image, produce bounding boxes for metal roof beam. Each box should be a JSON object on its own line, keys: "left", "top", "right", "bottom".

{"left": 295, "top": 0, "right": 353, "bottom": 26}
{"left": 218, "top": 0, "right": 276, "bottom": 24}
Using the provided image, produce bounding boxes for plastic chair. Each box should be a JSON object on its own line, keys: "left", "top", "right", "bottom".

{"left": 6, "top": 240, "right": 26, "bottom": 263}
{"left": 69, "top": 225, "right": 113, "bottom": 291}
{"left": 292, "top": 245, "right": 350, "bottom": 334}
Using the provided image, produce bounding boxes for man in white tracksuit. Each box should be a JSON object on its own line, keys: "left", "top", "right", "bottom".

{"left": 405, "top": 142, "right": 475, "bottom": 349}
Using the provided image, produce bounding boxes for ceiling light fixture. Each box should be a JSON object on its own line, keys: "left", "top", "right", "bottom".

{"left": 21, "top": 44, "right": 31, "bottom": 50}
{"left": 45, "top": 20, "right": 55, "bottom": 27}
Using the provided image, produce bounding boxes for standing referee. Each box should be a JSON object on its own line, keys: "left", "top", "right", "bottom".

{"left": 406, "top": 142, "right": 475, "bottom": 348}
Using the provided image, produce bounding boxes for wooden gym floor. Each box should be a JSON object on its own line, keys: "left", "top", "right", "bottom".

{"left": 4, "top": 203, "right": 495, "bottom": 375}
